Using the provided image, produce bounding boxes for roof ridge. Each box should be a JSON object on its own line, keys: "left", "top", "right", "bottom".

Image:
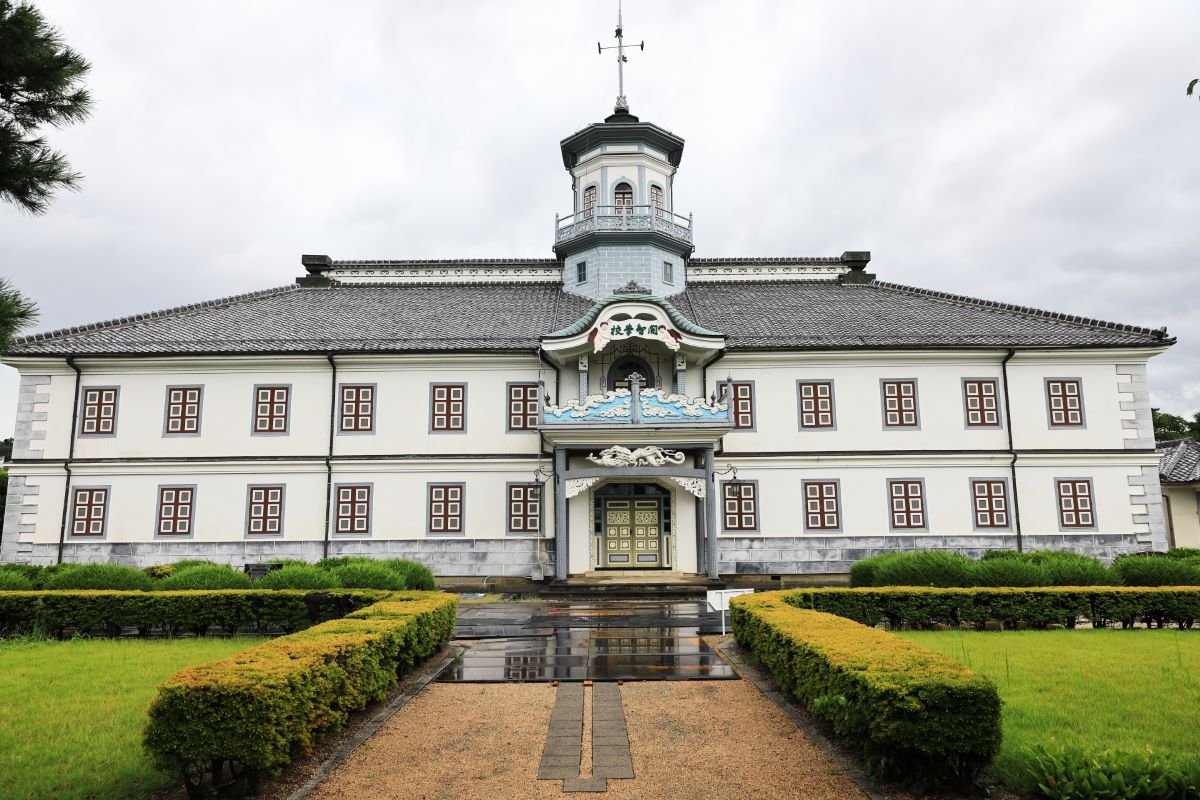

{"left": 14, "top": 284, "right": 301, "bottom": 345}
{"left": 873, "top": 281, "right": 1173, "bottom": 341}
{"left": 332, "top": 258, "right": 559, "bottom": 267}
{"left": 326, "top": 280, "right": 565, "bottom": 289}
{"left": 690, "top": 256, "right": 844, "bottom": 265}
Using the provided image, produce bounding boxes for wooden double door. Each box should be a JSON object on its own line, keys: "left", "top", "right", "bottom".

{"left": 601, "top": 497, "right": 663, "bottom": 568}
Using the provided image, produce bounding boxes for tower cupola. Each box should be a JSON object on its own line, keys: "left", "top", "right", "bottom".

{"left": 552, "top": 7, "right": 693, "bottom": 300}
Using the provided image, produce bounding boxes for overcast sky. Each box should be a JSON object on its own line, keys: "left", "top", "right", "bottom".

{"left": 3, "top": 1, "right": 1199, "bottom": 436}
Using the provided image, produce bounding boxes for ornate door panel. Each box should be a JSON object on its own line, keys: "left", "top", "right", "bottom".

{"left": 602, "top": 498, "right": 661, "bottom": 568}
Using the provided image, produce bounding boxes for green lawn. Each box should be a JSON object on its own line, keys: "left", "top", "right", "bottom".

{"left": 898, "top": 629, "right": 1200, "bottom": 794}
{"left": 0, "top": 636, "right": 264, "bottom": 800}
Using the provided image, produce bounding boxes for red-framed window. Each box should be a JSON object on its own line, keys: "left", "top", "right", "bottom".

{"left": 431, "top": 384, "right": 466, "bottom": 432}
{"left": 582, "top": 185, "right": 597, "bottom": 218}
{"left": 614, "top": 182, "right": 634, "bottom": 213}
{"left": 70, "top": 487, "right": 108, "bottom": 537}
{"left": 80, "top": 387, "right": 118, "bottom": 435}
{"left": 1046, "top": 379, "right": 1084, "bottom": 427}
{"left": 798, "top": 381, "right": 835, "bottom": 429}
{"left": 802, "top": 481, "right": 840, "bottom": 531}
{"left": 1056, "top": 479, "right": 1095, "bottom": 529}
{"left": 888, "top": 479, "right": 926, "bottom": 529}
{"left": 881, "top": 380, "right": 919, "bottom": 428}
{"left": 335, "top": 485, "right": 371, "bottom": 536}
{"left": 428, "top": 484, "right": 464, "bottom": 534}
{"left": 253, "top": 386, "right": 290, "bottom": 434}
{"left": 339, "top": 385, "right": 375, "bottom": 432}
{"left": 156, "top": 486, "right": 195, "bottom": 536}
{"left": 507, "top": 383, "right": 540, "bottom": 431}
{"left": 722, "top": 481, "right": 758, "bottom": 531}
{"left": 963, "top": 380, "right": 1000, "bottom": 427}
{"left": 730, "top": 382, "right": 755, "bottom": 429}
{"left": 247, "top": 485, "right": 284, "bottom": 536}
{"left": 164, "top": 386, "right": 202, "bottom": 435}
{"left": 650, "top": 184, "right": 664, "bottom": 217}
{"left": 507, "top": 484, "right": 541, "bottom": 534}
{"left": 971, "top": 480, "right": 1009, "bottom": 529}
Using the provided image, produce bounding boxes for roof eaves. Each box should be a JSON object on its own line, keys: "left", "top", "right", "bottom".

{"left": 874, "top": 281, "right": 1174, "bottom": 344}
{"left": 12, "top": 284, "right": 301, "bottom": 347}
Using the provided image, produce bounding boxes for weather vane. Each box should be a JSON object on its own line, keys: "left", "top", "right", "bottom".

{"left": 598, "top": 0, "right": 643, "bottom": 114}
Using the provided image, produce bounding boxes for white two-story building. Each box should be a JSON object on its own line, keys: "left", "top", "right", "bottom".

{"left": 1, "top": 103, "right": 1174, "bottom": 583}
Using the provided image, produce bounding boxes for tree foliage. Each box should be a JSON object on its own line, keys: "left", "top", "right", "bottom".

{"left": 0, "top": 278, "right": 38, "bottom": 352}
{"left": 1153, "top": 407, "right": 1200, "bottom": 442}
{"left": 0, "top": 0, "right": 92, "bottom": 214}
{"left": 1189, "top": 78, "right": 1199, "bottom": 100}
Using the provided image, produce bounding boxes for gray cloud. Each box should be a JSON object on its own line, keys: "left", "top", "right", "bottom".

{"left": 3, "top": 0, "right": 1198, "bottom": 434}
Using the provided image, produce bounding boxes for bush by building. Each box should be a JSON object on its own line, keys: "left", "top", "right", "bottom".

{"left": 155, "top": 564, "right": 251, "bottom": 591}
{"left": 254, "top": 564, "right": 339, "bottom": 590}
{"left": 43, "top": 564, "right": 154, "bottom": 591}
{"left": 1112, "top": 555, "right": 1200, "bottom": 586}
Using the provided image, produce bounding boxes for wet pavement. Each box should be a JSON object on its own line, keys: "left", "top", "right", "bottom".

{"left": 441, "top": 601, "right": 738, "bottom": 682}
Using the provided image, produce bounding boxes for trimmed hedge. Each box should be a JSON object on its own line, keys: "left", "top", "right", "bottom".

{"left": 332, "top": 561, "right": 406, "bottom": 590}
{"left": 0, "top": 570, "right": 33, "bottom": 590}
{"left": 0, "top": 589, "right": 388, "bottom": 638}
{"left": 1112, "top": 555, "right": 1200, "bottom": 586}
{"left": 731, "top": 591, "right": 1001, "bottom": 789}
{"left": 144, "top": 591, "right": 457, "bottom": 792}
{"left": 784, "top": 587, "right": 1200, "bottom": 629}
{"left": 852, "top": 550, "right": 1123, "bottom": 588}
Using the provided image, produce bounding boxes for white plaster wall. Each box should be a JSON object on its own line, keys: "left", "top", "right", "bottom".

{"left": 19, "top": 355, "right": 554, "bottom": 462}
{"left": 711, "top": 351, "right": 1144, "bottom": 454}
{"left": 717, "top": 456, "right": 1144, "bottom": 538}
{"left": 1164, "top": 485, "right": 1200, "bottom": 548}
{"left": 13, "top": 460, "right": 552, "bottom": 546}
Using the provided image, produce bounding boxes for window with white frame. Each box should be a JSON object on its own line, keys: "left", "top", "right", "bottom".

{"left": 802, "top": 481, "right": 840, "bottom": 531}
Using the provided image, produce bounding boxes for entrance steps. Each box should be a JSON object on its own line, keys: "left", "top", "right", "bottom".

{"left": 539, "top": 571, "right": 724, "bottom": 600}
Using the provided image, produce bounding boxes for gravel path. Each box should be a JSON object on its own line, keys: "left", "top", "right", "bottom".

{"left": 311, "top": 681, "right": 866, "bottom": 799}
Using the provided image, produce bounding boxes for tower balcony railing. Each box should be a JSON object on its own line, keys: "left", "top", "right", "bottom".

{"left": 554, "top": 205, "right": 693, "bottom": 246}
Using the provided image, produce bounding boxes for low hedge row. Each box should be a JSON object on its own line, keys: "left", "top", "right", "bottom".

{"left": 0, "top": 589, "right": 388, "bottom": 638}
{"left": 784, "top": 587, "right": 1200, "bottom": 629}
{"left": 143, "top": 591, "right": 457, "bottom": 794}
{"left": 731, "top": 591, "right": 1001, "bottom": 790}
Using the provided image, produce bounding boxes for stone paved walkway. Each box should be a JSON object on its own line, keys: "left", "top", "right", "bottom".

{"left": 307, "top": 601, "right": 869, "bottom": 799}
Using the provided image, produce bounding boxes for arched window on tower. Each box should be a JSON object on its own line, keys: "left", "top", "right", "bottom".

{"left": 650, "top": 185, "right": 663, "bottom": 218}
{"left": 614, "top": 182, "right": 633, "bottom": 215}
{"left": 582, "top": 186, "right": 597, "bottom": 219}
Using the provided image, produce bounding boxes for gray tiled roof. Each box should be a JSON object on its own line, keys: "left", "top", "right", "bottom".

{"left": 10, "top": 284, "right": 595, "bottom": 355}
{"left": 671, "top": 280, "right": 1172, "bottom": 349}
{"left": 1158, "top": 439, "right": 1200, "bottom": 484}
{"left": 9, "top": 277, "right": 1172, "bottom": 356}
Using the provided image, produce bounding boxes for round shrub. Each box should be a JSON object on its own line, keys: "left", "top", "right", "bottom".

{"left": 143, "top": 564, "right": 175, "bottom": 581}
{"left": 379, "top": 559, "right": 436, "bottom": 590}
{"left": 0, "top": 570, "right": 33, "bottom": 590}
{"left": 255, "top": 564, "right": 339, "bottom": 590}
{"left": 979, "top": 549, "right": 1028, "bottom": 562}
{"left": 44, "top": 563, "right": 153, "bottom": 591}
{"left": 1036, "top": 551, "right": 1116, "bottom": 586}
{"left": 332, "top": 562, "right": 405, "bottom": 590}
{"left": 849, "top": 553, "right": 899, "bottom": 587}
{"left": 1113, "top": 555, "right": 1200, "bottom": 586}
{"left": 156, "top": 564, "right": 251, "bottom": 590}
{"left": 873, "top": 551, "right": 975, "bottom": 587}
{"left": 970, "top": 557, "right": 1048, "bottom": 587}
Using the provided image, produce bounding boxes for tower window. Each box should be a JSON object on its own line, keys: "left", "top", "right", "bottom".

{"left": 650, "top": 185, "right": 664, "bottom": 217}
{"left": 614, "top": 182, "right": 633, "bottom": 214}
{"left": 663, "top": 261, "right": 674, "bottom": 284}
{"left": 576, "top": 261, "right": 587, "bottom": 284}
{"left": 582, "top": 185, "right": 597, "bottom": 218}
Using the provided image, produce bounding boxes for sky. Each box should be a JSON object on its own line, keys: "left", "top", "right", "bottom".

{"left": 2, "top": 0, "right": 1199, "bottom": 436}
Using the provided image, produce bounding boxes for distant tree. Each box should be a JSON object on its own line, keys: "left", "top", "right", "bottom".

{"left": 0, "top": 278, "right": 37, "bottom": 352}
{"left": 0, "top": 437, "right": 10, "bottom": 461}
{"left": 1190, "top": 79, "right": 1199, "bottom": 100}
{"left": 0, "top": 0, "right": 92, "bottom": 214}
{"left": 1153, "top": 408, "right": 1200, "bottom": 442}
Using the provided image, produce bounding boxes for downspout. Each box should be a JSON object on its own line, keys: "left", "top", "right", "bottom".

{"left": 56, "top": 356, "right": 82, "bottom": 564}
{"left": 703, "top": 349, "right": 728, "bottom": 455}
{"left": 1001, "top": 348, "right": 1024, "bottom": 552}
{"left": 322, "top": 354, "right": 337, "bottom": 560}
{"left": 537, "top": 348, "right": 560, "bottom": 404}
